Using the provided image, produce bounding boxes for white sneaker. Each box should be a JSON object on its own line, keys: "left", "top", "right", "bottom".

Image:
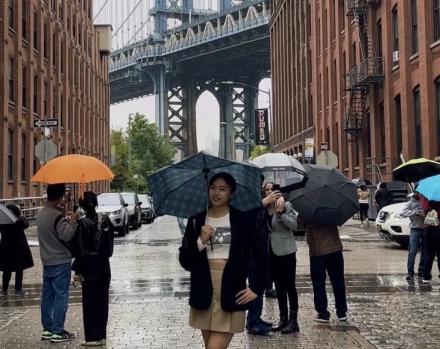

{"left": 81, "top": 341, "right": 103, "bottom": 347}
{"left": 422, "top": 279, "right": 431, "bottom": 284}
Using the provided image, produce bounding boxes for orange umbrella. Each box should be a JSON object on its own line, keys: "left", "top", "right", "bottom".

{"left": 31, "top": 154, "right": 114, "bottom": 184}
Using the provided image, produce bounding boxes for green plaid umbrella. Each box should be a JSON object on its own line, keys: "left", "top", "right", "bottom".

{"left": 147, "top": 152, "right": 263, "bottom": 218}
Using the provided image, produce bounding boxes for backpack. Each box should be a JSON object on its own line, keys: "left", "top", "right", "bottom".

{"left": 424, "top": 209, "right": 439, "bottom": 227}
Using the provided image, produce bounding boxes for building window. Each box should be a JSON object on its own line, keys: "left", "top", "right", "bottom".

{"left": 413, "top": 87, "right": 422, "bottom": 157}
{"left": 379, "top": 103, "right": 386, "bottom": 160}
{"left": 52, "top": 33, "right": 57, "bottom": 67}
{"left": 33, "top": 75, "right": 38, "bottom": 114}
{"left": 436, "top": 78, "right": 440, "bottom": 154}
{"left": 44, "top": 21, "right": 49, "bottom": 59}
{"left": 8, "top": 0, "right": 14, "bottom": 29}
{"left": 22, "top": 67, "right": 27, "bottom": 108}
{"left": 410, "top": 0, "right": 418, "bottom": 54}
{"left": 22, "top": 0, "right": 27, "bottom": 40}
{"left": 394, "top": 95, "right": 402, "bottom": 156}
{"left": 376, "top": 20, "right": 382, "bottom": 57}
{"left": 366, "top": 112, "right": 371, "bottom": 157}
{"left": 33, "top": 138, "right": 38, "bottom": 174}
{"left": 351, "top": 42, "right": 356, "bottom": 69}
{"left": 435, "top": 0, "right": 440, "bottom": 42}
{"left": 33, "top": 11, "right": 38, "bottom": 49}
{"left": 21, "top": 134, "right": 26, "bottom": 181}
{"left": 44, "top": 81, "right": 48, "bottom": 116}
{"left": 392, "top": 6, "right": 399, "bottom": 63}
{"left": 53, "top": 88, "right": 57, "bottom": 117}
{"left": 8, "top": 129, "right": 13, "bottom": 181}
{"left": 8, "top": 57, "right": 14, "bottom": 103}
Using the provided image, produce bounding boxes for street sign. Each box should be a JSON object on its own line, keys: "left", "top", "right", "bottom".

{"left": 254, "top": 109, "right": 269, "bottom": 145}
{"left": 320, "top": 142, "right": 328, "bottom": 151}
{"left": 316, "top": 150, "right": 338, "bottom": 168}
{"left": 34, "top": 119, "right": 59, "bottom": 128}
{"left": 35, "top": 139, "right": 57, "bottom": 163}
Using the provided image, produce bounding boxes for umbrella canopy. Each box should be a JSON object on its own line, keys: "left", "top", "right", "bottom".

{"left": 147, "top": 152, "right": 263, "bottom": 218}
{"left": 393, "top": 158, "right": 440, "bottom": 182}
{"left": 0, "top": 205, "right": 18, "bottom": 226}
{"left": 287, "top": 165, "right": 359, "bottom": 226}
{"left": 250, "top": 153, "right": 306, "bottom": 190}
{"left": 31, "top": 154, "right": 114, "bottom": 184}
{"left": 416, "top": 174, "right": 440, "bottom": 201}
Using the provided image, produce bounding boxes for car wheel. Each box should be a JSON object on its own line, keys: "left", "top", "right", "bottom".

{"left": 119, "top": 226, "right": 126, "bottom": 237}
{"left": 125, "top": 221, "right": 130, "bottom": 236}
{"left": 138, "top": 214, "right": 142, "bottom": 227}
{"left": 132, "top": 216, "right": 138, "bottom": 230}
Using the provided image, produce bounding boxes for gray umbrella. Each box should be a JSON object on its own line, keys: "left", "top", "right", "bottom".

{"left": 0, "top": 204, "right": 18, "bottom": 226}
{"left": 287, "top": 165, "right": 359, "bottom": 226}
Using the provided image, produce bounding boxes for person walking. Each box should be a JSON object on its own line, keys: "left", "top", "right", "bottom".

{"left": 401, "top": 192, "right": 426, "bottom": 281}
{"left": 264, "top": 183, "right": 300, "bottom": 334}
{"left": 36, "top": 183, "right": 79, "bottom": 343}
{"left": 179, "top": 172, "right": 267, "bottom": 349}
{"left": 72, "top": 191, "right": 114, "bottom": 347}
{"left": 0, "top": 204, "right": 34, "bottom": 296}
{"left": 357, "top": 185, "right": 370, "bottom": 227}
{"left": 306, "top": 224, "right": 348, "bottom": 322}
{"left": 375, "top": 182, "right": 393, "bottom": 210}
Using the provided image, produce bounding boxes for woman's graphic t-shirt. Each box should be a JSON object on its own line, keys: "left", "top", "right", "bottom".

{"left": 204, "top": 213, "right": 231, "bottom": 260}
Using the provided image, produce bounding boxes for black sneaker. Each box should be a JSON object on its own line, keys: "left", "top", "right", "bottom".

{"left": 406, "top": 274, "right": 414, "bottom": 281}
{"left": 51, "top": 330, "right": 75, "bottom": 343}
{"left": 41, "top": 330, "right": 53, "bottom": 340}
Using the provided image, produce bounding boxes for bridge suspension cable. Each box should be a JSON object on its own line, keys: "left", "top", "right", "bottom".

{"left": 111, "top": 0, "right": 145, "bottom": 38}
{"left": 93, "top": 0, "right": 111, "bottom": 21}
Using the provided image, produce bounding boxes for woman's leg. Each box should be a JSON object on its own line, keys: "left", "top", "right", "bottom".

{"left": 2, "top": 271, "right": 12, "bottom": 293}
{"left": 281, "top": 253, "right": 299, "bottom": 333}
{"left": 270, "top": 251, "right": 288, "bottom": 330}
{"left": 205, "top": 331, "right": 234, "bottom": 349}
{"left": 201, "top": 330, "right": 210, "bottom": 347}
{"left": 15, "top": 269, "right": 23, "bottom": 291}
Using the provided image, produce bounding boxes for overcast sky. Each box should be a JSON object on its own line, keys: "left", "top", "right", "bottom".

{"left": 110, "top": 78, "right": 271, "bottom": 156}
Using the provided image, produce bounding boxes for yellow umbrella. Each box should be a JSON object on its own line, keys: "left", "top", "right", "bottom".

{"left": 392, "top": 158, "right": 440, "bottom": 182}
{"left": 31, "top": 154, "right": 114, "bottom": 184}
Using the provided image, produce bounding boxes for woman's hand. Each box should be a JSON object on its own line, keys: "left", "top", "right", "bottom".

{"left": 235, "top": 287, "right": 257, "bottom": 305}
{"left": 200, "top": 225, "right": 214, "bottom": 244}
{"left": 262, "top": 190, "right": 283, "bottom": 207}
{"left": 275, "top": 196, "right": 285, "bottom": 214}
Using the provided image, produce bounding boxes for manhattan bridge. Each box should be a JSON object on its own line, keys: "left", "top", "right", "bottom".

{"left": 94, "top": 0, "right": 271, "bottom": 159}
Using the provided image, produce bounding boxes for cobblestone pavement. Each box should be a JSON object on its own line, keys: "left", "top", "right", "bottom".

{"left": 0, "top": 216, "right": 438, "bottom": 348}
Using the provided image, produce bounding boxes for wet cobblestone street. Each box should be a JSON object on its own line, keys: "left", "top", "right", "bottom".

{"left": 0, "top": 216, "right": 439, "bottom": 348}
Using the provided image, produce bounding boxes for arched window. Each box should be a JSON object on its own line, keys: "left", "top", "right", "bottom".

{"left": 413, "top": 86, "right": 422, "bottom": 157}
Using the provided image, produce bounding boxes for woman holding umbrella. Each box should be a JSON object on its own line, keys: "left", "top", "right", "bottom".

{"left": 179, "top": 172, "right": 267, "bottom": 349}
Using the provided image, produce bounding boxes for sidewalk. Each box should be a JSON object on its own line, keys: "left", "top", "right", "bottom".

{"left": 1, "top": 216, "right": 438, "bottom": 348}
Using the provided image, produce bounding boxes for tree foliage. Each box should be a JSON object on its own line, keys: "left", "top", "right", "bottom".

{"left": 110, "top": 114, "right": 176, "bottom": 192}
{"left": 250, "top": 145, "right": 272, "bottom": 159}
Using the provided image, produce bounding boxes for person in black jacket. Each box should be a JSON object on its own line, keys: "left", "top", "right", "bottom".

{"left": 374, "top": 182, "right": 393, "bottom": 210}
{"left": 0, "top": 204, "right": 34, "bottom": 296}
{"left": 72, "top": 191, "right": 114, "bottom": 347}
{"left": 179, "top": 172, "right": 267, "bottom": 349}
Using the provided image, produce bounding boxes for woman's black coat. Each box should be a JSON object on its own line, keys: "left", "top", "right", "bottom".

{"left": 0, "top": 217, "right": 34, "bottom": 271}
{"left": 179, "top": 206, "right": 267, "bottom": 312}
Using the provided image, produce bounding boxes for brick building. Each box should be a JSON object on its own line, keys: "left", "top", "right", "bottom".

{"left": 0, "top": 0, "right": 111, "bottom": 199}
{"left": 271, "top": 0, "right": 440, "bottom": 183}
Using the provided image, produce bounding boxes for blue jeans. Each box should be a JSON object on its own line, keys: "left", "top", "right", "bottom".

{"left": 310, "top": 251, "right": 347, "bottom": 319}
{"left": 246, "top": 296, "right": 263, "bottom": 328}
{"left": 407, "top": 228, "right": 425, "bottom": 276}
{"left": 41, "top": 263, "right": 71, "bottom": 334}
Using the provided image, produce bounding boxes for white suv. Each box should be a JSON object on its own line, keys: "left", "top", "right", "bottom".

{"left": 375, "top": 202, "right": 410, "bottom": 248}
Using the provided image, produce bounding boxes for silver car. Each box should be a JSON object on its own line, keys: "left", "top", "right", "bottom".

{"left": 97, "top": 193, "right": 129, "bottom": 236}
{"left": 138, "top": 194, "right": 155, "bottom": 223}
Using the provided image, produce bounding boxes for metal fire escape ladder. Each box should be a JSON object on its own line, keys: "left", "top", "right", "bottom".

{"left": 344, "top": 0, "right": 384, "bottom": 141}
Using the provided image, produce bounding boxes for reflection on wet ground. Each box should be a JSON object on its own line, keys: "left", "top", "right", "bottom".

{"left": 2, "top": 274, "right": 438, "bottom": 308}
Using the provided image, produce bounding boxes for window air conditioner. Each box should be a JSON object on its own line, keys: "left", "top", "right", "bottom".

{"left": 392, "top": 51, "right": 399, "bottom": 64}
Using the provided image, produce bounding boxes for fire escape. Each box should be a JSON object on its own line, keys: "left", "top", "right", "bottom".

{"left": 344, "top": 0, "right": 383, "bottom": 141}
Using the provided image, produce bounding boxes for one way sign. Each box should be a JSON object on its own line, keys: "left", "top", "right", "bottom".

{"left": 34, "top": 119, "right": 59, "bottom": 128}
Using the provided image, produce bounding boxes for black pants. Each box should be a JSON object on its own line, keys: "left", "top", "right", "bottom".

{"left": 423, "top": 226, "right": 440, "bottom": 280}
{"left": 82, "top": 260, "right": 111, "bottom": 342}
{"left": 2, "top": 270, "right": 23, "bottom": 292}
{"left": 270, "top": 249, "right": 298, "bottom": 319}
{"left": 310, "top": 251, "right": 347, "bottom": 319}
{"left": 359, "top": 203, "right": 369, "bottom": 222}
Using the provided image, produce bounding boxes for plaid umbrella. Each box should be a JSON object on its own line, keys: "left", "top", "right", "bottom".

{"left": 147, "top": 152, "right": 263, "bottom": 218}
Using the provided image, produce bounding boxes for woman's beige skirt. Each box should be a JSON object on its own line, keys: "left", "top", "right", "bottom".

{"left": 189, "top": 259, "right": 245, "bottom": 334}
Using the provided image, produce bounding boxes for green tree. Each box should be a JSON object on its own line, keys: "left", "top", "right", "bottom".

{"left": 250, "top": 145, "right": 272, "bottom": 159}
{"left": 110, "top": 114, "right": 176, "bottom": 192}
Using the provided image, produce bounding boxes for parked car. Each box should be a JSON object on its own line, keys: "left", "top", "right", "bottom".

{"left": 138, "top": 194, "right": 155, "bottom": 223}
{"left": 120, "top": 192, "right": 142, "bottom": 229}
{"left": 97, "top": 193, "right": 129, "bottom": 236}
{"left": 375, "top": 202, "right": 410, "bottom": 247}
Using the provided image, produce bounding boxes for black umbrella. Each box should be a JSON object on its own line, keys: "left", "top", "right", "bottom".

{"left": 287, "top": 165, "right": 359, "bottom": 226}
{"left": 0, "top": 204, "right": 18, "bottom": 226}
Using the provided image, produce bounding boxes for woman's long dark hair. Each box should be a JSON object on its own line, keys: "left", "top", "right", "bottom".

{"left": 262, "top": 181, "right": 274, "bottom": 198}
{"left": 79, "top": 191, "right": 98, "bottom": 219}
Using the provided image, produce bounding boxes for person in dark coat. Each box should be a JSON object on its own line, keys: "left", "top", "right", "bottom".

{"left": 374, "top": 182, "right": 393, "bottom": 209}
{"left": 0, "top": 204, "right": 34, "bottom": 295}
{"left": 72, "top": 191, "right": 114, "bottom": 347}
